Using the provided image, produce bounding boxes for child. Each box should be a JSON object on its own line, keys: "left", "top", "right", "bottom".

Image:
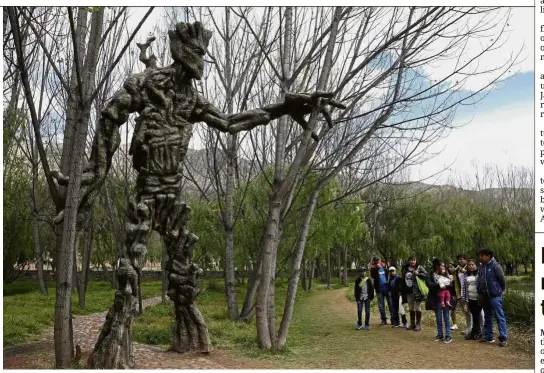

{"left": 462, "top": 259, "right": 483, "bottom": 340}
{"left": 388, "top": 266, "right": 408, "bottom": 328}
{"left": 354, "top": 266, "right": 374, "bottom": 330}
{"left": 437, "top": 263, "right": 453, "bottom": 308}
{"left": 447, "top": 262, "right": 459, "bottom": 330}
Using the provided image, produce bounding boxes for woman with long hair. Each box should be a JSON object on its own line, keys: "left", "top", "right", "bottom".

{"left": 426, "top": 259, "right": 453, "bottom": 343}
{"left": 462, "top": 259, "right": 483, "bottom": 340}
{"left": 401, "top": 255, "right": 427, "bottom": 331}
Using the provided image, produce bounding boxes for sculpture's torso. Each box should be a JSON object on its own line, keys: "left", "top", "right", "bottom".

{"left": 129, "top": 67, "right": 197, "bottom": 196}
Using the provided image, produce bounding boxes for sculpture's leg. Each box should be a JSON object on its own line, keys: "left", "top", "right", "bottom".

{"left": 161, "top": 197, "right": 212, "bottom": 354}
{"left": 88, "top": 196, "right": 153, "bottom": 369}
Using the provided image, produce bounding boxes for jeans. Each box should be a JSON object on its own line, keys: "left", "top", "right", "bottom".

{"left": 435, "top": 297, "right": 451, "bottom": 338}
{"left": 390, "top": 293, "right": 400, "bottom": 325}
{"left": 357, "top": 299, "right": 371, "bottom": 327}
{"left": 377, "top": 291, "right": 392, "bottom": 322}
{"left": 468, "top": 299, "right": 482, "bottom": 338}
{"left": 483, "top": 296, "right": 508, "bottom": 341}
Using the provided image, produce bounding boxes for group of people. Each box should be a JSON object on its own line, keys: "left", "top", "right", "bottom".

{"left": 354, "top": 248, "right": 508, "bottom": 346}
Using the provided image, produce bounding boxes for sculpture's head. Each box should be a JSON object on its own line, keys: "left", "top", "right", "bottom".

{"left": 169, "top": 21, "right": 212, "bottom": 80}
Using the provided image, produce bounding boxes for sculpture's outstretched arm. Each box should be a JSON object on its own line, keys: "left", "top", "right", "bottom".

{"left": 191, "top": 91, "right": 346, "bottom": 141}
{"left": 52, "top": 76, "right": 141, "bottom": 222}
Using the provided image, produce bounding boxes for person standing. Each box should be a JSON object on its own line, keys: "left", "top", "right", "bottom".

{"left": 354, "top": 266, "right": 374, "bottom": 330}
{"left": 401, "top": 255, "right": 427, "bottom": 331}
{"left": 447, "top": 262, "right": 459, "bottom": 330}
{"left": 462, "top": 259, "right": 483, "bottom": 340}
{"left": 388, "top": 266, "right": 408, "bottom": 328}
{"left": 454, "top": 254, "right": 470, "bottom": 336}
{"left": 477, "top": 248, "right": 507, "bottom": 347}
{"left": 427, "top": 259, "right": 453, "bottom": 344}
{"left": 371, "top": 257, "right": 392, "bottom": 325}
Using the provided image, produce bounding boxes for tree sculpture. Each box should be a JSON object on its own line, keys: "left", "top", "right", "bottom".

{"left": 52, "top": 21, "right": 343, "bottom": 369}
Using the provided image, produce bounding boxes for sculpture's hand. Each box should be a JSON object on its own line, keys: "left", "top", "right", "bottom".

{"left": 50, "top": 167, "right": 99, "bottom": 227}
{"left": 284, "top": 90, "right": 346, "bottom": 140}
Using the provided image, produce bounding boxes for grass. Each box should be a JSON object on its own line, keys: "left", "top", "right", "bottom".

{"left": 3, "top": 280, "right": 162, "bottom": 346}
{"left": 133, "top": 277, "right": 340, "bottom": 365}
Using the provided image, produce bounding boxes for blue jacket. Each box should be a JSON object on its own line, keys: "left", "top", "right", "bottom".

{"left": 477, "top": 258, "right": 505, "bottom": 298}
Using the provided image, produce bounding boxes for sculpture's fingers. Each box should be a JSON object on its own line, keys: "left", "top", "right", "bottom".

{"left": 311, "top": 91, "right": 334, "bottom": 100}
{"left": 286, "top": 92, "right": 312, "bottom": 105}
{"left": 292, "top": 114, "right": 308, "bottom": 128}
{"left": 327, "top": 98, "right": 347, "bottom": 110}
{"left": 321, "top": 107, "right": 334, "bottom": 129}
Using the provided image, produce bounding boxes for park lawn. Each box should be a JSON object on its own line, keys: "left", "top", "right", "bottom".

{"left": 133, "top": 277, "right": 533, "bottom": 369}
{"left": 132, "top": 277, "right": 354, "bottom": 367}
{"left": 3, "top": 280, "right": 162, "bottom": 346}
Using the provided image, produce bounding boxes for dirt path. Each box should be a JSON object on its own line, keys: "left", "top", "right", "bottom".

{"left": 4, "top": 289, "right": 534, "bottom": 369}
{"left": 3, "top": 297, "right": 226, "bottom": 369}
{"left": 293, "top": 288, "right": 533, "bottom": 369}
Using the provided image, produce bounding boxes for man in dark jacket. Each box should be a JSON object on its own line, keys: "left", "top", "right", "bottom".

{"left": 370, "top": 257, "right": 392, "bottom": 325}
{"left": 388, "top": 266, "right": 408, "bottom": 328}
{"left": 477, "top": 248, "right": 507, "bottom": 347}
{"left": 354, "top": 266, "right": 374, "bottom": 330}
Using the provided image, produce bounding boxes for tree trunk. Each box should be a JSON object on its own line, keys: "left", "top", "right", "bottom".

{"left": 221, "top": 7, "right": 240, "bottom": 322}
{"left": 343, "top": 244, "right": 349, "bottom": 285}
{"left": 73, "top": 242, "right": 79, "bottom": 295}
{"left": 224, "top": 223, "right": 238, "bottom": 320}
{"left": 301, "top": 260, "right": 308, "bottom": 291}
{"left": 277, "top": 189, "right": 318, "bottom": 348}
{"left": 32, "top": 210, "right": 48, "bottom": 294}
{"left": 78, "top": 211, "right": 93, "bottom": 309}
{"left": 308, "top": 256, "right": 315, "bottom": 292}
{"left": 267, "top": 248, "right": 277, "bottom": 347}
{"left": 55, "top": 8, "right": 104, "bottom": 366}
{"left": 239, "top": 255, "right": 261, "bottom": 322}
{"left": 255, "top": 200, "right": 281, "bottom": 349}
{"left": 339, "top": 248, "right": 344, "bottom": 285}
{"left": 161, "top": 238, "right": 168, "bottom": 304}
{"left": 30, "top": 153, "right": 47, "bottom": 294}
{"left": 327, "top": 248, "right": 331, "bottom": 289}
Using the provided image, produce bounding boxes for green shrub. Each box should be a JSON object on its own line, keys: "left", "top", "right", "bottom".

{"left": 503, "top": 290, "right": 534, "bottom": 329}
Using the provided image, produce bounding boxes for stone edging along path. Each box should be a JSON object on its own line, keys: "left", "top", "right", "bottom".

{"left": 4, "top": 297, "right": 225, "bottom": 369}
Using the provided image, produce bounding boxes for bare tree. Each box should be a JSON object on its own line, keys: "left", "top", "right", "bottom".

{"left": 8, "top": 6, "right": 154, "bottom": 367}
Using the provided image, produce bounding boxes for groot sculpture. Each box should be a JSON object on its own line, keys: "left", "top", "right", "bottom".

{"left": 53, "top": 21, "right": 343, "bottom": 369}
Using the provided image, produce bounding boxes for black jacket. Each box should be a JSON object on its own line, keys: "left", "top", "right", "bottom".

{"left": 425, "top": 272, "right": 455, "bottom": 311}
{"left": 401, "top": 263, "right": 427, "bottom": 297}
{"left": 354, "top": 276, "right": 375, "bottom": 301}
{"left": 388, "top": 274, "right": 403, "bottom": 298}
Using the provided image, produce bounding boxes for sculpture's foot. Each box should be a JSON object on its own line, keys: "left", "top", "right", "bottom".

{"left": 88, "top": 291, "right": 136, "bottom": 369}
{"left": 172, "top": 304, "right": 212, "bottom": 354}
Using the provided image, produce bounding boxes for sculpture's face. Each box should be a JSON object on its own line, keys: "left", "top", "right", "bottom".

{"left": 169, "top": 22, "right": 212, "bottom": 81}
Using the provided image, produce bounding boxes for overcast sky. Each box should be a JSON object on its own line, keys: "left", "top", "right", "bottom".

{"left": 126, "top": 6, "right": 533, "bottom": 186}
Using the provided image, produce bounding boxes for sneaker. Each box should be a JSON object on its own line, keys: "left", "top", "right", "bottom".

{"left": 443, "top": 336, "right": 453, "bottom": 344}
{"left": 414, "top": 324, "right": 421, "bottom": 331}
{"left": 451, "top": 324, "right": 458, "bottom": 330}
{"left": 356, "top": 324, "right": 362, "bottom": 330}
{"left": 499, "top": 341, "right": 508, "bottom": 347}
{"left": 433, "top": 335, "right": 444, "bottom": 342}
{"left": 380, "top": 320, "right": 386, "bottom": 325}
{"left": 480, "top": 338, "right": 495, "bottom": 344}
{"left": 403, "top": 323, "right": 409, "bottom": 329}
{"left": 364, "top": 325, "right": 370, "bottom": 331}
